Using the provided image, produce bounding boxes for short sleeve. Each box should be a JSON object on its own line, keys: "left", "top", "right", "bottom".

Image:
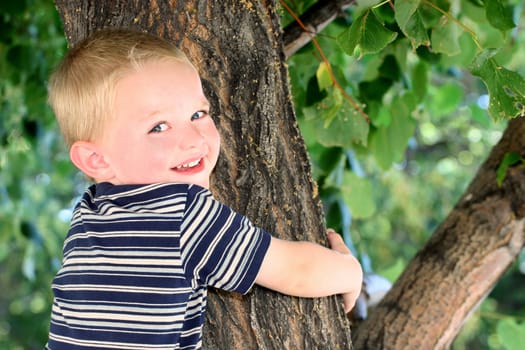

{"left": 180, "top": 185, "right": 271, "bottom": 294}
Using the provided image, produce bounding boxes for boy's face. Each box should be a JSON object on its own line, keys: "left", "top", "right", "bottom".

{"left": 95, "top": 59, "right": 220, "bottom": 189}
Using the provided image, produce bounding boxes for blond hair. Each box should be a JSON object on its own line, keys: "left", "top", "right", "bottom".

{"left": 48, "top": 28, "right": 190, "bottom": 147}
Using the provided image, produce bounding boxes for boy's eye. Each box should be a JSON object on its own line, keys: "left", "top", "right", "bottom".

{"left": 191, "top": 111, "right": 207, "bottom": 121}
{"left": 149, "top": 122, "right": 169, "bottom": 133}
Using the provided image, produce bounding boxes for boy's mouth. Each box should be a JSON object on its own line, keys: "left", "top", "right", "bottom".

{"left": 173, "top": 159, "right": 203, "bottom": 172}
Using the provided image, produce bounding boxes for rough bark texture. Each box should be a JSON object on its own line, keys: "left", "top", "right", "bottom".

{"left": 353, "top": 116, "right": 525, "bottom": 349}
{"left": 53, "top": 0, "right": 353, "bottom": 349}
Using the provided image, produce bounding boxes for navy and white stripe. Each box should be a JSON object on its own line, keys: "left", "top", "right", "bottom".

{"left": 46, "top": 182, "right": 271, "bottom": 349}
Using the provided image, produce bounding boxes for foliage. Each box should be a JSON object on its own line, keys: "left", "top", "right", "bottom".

{"left": 0, "top": 1, "right": 72, "bottom": 349}
{"left": 1, "top": 0, "right": 524, "bottom": 349}
{"left": 282, "top": 0, "right": 525, "bottom": 348}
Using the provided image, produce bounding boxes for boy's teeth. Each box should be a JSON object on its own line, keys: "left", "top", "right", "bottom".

{"left": 177, "top": 160, "right": 200, "bottom": 169}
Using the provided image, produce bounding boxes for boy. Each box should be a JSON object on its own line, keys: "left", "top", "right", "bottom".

{"left": 46, "top": 28, "right": 362, "bottom": 349}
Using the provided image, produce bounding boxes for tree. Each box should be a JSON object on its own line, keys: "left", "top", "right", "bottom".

{"left": 54, "top": 0, "right": 352, "bottom": 348}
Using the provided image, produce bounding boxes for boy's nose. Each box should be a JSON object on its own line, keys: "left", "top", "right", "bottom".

{"left": 178, "top": 124, "right": 205, "bottom": 150}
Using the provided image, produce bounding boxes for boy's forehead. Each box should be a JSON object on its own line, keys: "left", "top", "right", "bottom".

{"left": 117, "top": 59, "right": 201, "bottom": 88}
{"left": 112, "top": 60, "right": 210, "bottom": 117}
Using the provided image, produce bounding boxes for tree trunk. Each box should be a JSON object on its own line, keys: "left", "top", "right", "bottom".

{"left": 53, "top": 0, "right": 353, "bottom": 349}
{"left": 352, "top": 116, "right": 525, "bottom": 349}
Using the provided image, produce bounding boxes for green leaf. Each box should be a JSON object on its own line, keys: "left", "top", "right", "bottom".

{"left": 427, "top": 82, "right": 464, "bottom": 117}
{"left": 369, "top": 101, "right": 391, "bottom": 127}
{"left": 370, "top": 93, "right": 417, "bottom": 169}
{"left": 431, "top": 16, "right": 460, "bottom": 56}
{"left": 470, "top": 51, "right": 525, "bottom": 119}
{"left": 395, "top": 0, "right": 430, "bottom": 50}
{"left": 341, "top": 171, "right": 376, "bottom": 219}
{"left": 359, "top": 77, "right": 393, "bottom": 102}
{"left": 496, "top": 151, "right": 524, "bottom": 186}
{"left": 302, "top": 88, "right": 369, "bottom": 147}
{"left": 497, "top": 319, "right": 525, "bottom": 350}
{"left": 356, "top": 0, "right": 382, "bottom": 11}
{"left": 411, "top": 60, "right": 428, "bottom": 103}
{"left": 419, "top": 0, "right": 450, "bottom": 28}
{"left": 316, "top": 62, "right": 332, "bottom": 91}
{"left": 378, "top": 55, "right": 401, "bottom": 81}
{"left": 317, "top": 147, "right": 345, "bottom": 175}
{"left": 485, "top": 0, "right": 516, "bottom": 32}
{"left": 305, "top": 75, "right": 328, "bottom": 107}
{"left": 337, "top": 9, "right": 397, "bottom": 57}
{"left": 439, "top": 32, "right": 478, "bottom": 67}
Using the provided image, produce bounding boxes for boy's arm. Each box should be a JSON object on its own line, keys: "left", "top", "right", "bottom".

{"left": 255, "top": 229, "right": 363, "bottom": 312}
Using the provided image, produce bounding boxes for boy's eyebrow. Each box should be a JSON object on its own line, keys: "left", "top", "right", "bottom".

{"left": 199, "top": 99, "right": 211, "bottom": 110}
{"left": 140, "top": 98, "right": 211, "bottom": 122}
{"left": 141, "top": 109, "right": 163, "bottom": 122}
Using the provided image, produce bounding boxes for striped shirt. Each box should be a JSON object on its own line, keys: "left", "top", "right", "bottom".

{"left": 46, "top": 182, "right": 271, "bottom": 349}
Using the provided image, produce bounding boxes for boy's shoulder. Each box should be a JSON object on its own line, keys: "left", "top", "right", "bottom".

{"left": 70, "top": 183, "right": 214, "bottom": 228}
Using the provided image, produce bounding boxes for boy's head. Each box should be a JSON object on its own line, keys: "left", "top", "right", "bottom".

{"left": 48, "top": 28, "right": 220, "bottom": 188}
{"left": 48, "top": 28, "right": 190, "bottom": 148}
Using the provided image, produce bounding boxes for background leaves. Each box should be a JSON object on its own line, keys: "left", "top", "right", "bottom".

{"left": 285, "top": 0, "right": 524, "bottom": 348}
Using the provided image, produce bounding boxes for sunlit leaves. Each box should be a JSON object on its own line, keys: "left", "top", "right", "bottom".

{"left": 337, "top": 8, "right": 397, "bottom": 57}
{"left": 471, "top": 51, "right": 525, "bottom": 119}
{"left": 431, "top": 16, "right": 460, "bottom": 55}
{"left": 316, "top": 62, "right": 332, "bottom": 91}
{"left": 303, "top": 88, "right": 369, "bottom": 147}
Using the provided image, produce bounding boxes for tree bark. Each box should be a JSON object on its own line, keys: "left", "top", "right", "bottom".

{"left": 353, "top": 116, "right": 525, "bottom": 349}
{"left": 53, "top": 0, "right": 353, "bottom": 349}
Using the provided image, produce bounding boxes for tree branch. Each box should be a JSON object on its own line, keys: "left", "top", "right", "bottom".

{"left": 281, "top": 0, "right": 354, "bottom": 58}
{"left": 352, "top": 116, "right": 525, "bottom": 349}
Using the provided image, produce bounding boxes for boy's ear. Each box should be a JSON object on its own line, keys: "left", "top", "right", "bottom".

{"left": 70, "top": 141, "right": 113, "bottom": 181}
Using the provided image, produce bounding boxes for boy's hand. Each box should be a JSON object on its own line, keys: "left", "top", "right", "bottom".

{"left": 256, "top": 228, "right": 363, "bottom": 307}
{"left": 326, "top": 229, "right": 362, "bottom": 313}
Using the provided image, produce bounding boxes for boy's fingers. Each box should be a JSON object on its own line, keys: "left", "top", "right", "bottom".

{"left": 342, "top": 292, "right": 357, "bottom": 313}
{"left": 326, "top": 229, "right": 351, "bottom": 254}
